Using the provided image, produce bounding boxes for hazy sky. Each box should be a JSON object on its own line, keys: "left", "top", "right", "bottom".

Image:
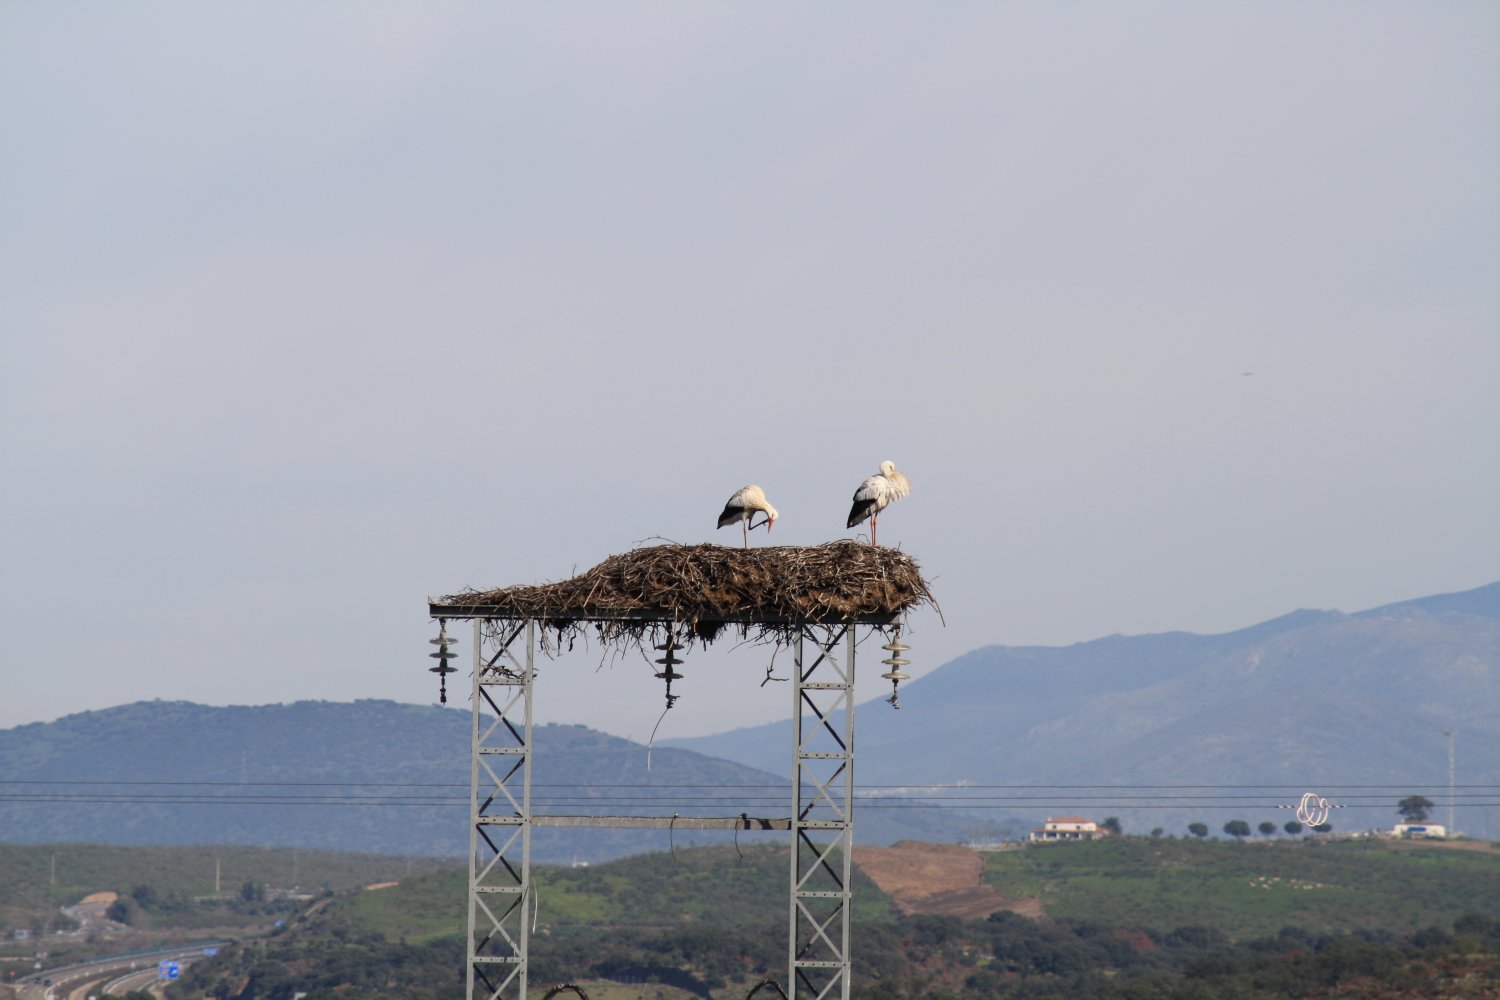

{"left": 3, "top": 3, "right": 1497, "bottom": 741}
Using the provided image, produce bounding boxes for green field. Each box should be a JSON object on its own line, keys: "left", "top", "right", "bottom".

{"left": 344, "top": 843, "right": 893, "bottom": 944}
{"left": 9, "top": 838, "right": 1495, "bottom": 998}
{"left": 8, "top": 837, "right": 1496, "bottom": 950}
{"left": 180, "top": 837, "right": 1500, "bottom": 1000}
{"left": 343, "top": 835, "right": 1500, "bottom": 950}
{"left": 0, "top": 843, "right": 450, "bottom": 938}
{"left": 983, "top": 836, "right": 1500, "bottom": 939}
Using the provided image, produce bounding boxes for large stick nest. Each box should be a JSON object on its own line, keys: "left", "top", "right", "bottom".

{"left": 436, "top": 541, "right": 939, "bottom": 645}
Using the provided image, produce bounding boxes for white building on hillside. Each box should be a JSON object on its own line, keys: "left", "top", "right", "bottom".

{"left": 1030, "top": 817, "right": 1100, "bottom": 842}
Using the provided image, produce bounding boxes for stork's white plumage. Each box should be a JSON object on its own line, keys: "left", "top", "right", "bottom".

{"left": 717, "top": 484, "right": 779, "bottom": 548}
{"left": 846, "top": 460, "right": 910, "bottom": 547}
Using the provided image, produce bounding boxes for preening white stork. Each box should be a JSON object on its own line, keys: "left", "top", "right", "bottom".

{"left": 846, "top": 460, "right": 910, "bottom": 547}
{"left": 717, "top": 484, "right": 779, "bottom": 548}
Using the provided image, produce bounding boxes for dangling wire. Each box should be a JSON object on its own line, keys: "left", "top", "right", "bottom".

{"left": 645, "top": 702, "right": 672, "bottom": 772}
{"left": 541, "top": 986, "right": 591, "bottom": 999}
{"left": 647, "top": 629, "right": 686, "bottom": 770}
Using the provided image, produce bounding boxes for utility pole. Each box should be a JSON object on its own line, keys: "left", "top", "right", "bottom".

{"left": 1445, "top": 730, "right": 1456, "bottom": 834}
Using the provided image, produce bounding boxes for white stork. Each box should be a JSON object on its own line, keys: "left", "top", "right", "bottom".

{"left": 846, "top": 460, "right": 910, "bottom": 547}
{"left": 717, "top": 484, "right": 779, "bottom": 548}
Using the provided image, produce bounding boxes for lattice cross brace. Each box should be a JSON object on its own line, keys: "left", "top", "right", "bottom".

{"left": 794, "top": 833, "right": 848, "bottom": 892}
{"left": 477, "top": 687, "right": 528, "bottom": 742}
{"left": 475, "top": 963, "right": 522, "bottom": 1000}
{"left": 797, "top": 692, "right": 851, "bottom": 751}
{"left": 793, "top": 900, "right": 848, "bottom": 963}
{"left": 476, "top": 757, "right": 527, "bottom": 817}
{"left": 797, "top": 627, "right": 850, "bottom": 682}
{"left": 796, "top": 764, "right": 851, "bottom": 821}
{"left": 480, "top": 623, "right": 528, "bottom": 675}
{"left": 793, "top": 967, "right": 845, "bottom": 1000}
{"left": 474, "top": 827, "right": 525, "bottom": 883}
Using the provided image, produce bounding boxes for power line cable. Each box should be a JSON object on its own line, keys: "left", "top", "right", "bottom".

{"left": 4, "top": 779, "right": 1494, "bottom": 790}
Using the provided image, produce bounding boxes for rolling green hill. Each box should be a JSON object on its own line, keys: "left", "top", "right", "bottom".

{"left": 7, "top": 835, "right": 1493, "bottom": 949}
{"left": 318, "top": 835, "right": 1500, "bottom": 947}
{"left": 341, "top": 843, "right": 892, "bottom": 946}
{"left": 7, "top": 838, "right": 1497, "bottom": 998}
{"left": 0, "top": 843, "right": 448, "bottom": 945}
{"left": 174, "top": 836, "right": 1500, "bottom": 999}
{"left": 982, "top": 836, "right": 1500, "bottom": 940}
{"left": 0, "top": 701, "right": 971, "bottom": 860}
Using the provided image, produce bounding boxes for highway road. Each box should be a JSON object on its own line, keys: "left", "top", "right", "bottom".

{"left": 10, "top": 944, "right": 224, "bottom": 1000}
{"left": 89, "top": 963, "right": 172, "bottom": 999}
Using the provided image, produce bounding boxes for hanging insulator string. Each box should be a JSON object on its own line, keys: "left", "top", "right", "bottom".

{"left": 880, "top": 629, "right": 911, "bottom": 710}
{"left": 429, "top": 621, "right": 458, "bottom": 704}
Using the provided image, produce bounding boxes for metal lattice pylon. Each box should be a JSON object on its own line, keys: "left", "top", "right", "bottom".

{"left": 434, "top": 612, "right": 887, "bottom": 1000}
{"left": 788, "top": 625, "right": 855, "bottom": 1000}
{"left": 466, "top": 620, "right": 535, "bottom": 1000}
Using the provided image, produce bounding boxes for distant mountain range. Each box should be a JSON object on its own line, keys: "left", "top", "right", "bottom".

{"left": 0, "top": 700, "right": 969, "bottom": 860}
{"left": 5, "top": 582, "right": 1496, "bottom": 855}
{"left": 664, "top": 581, "right": 1500, "bottom": 838}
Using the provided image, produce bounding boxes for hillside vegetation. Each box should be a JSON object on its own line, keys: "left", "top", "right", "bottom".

{"left": 982, "top": 836, "right": 1500, "bottom": 939}
{"left": 0, "top": 844, "right": 447, "bottom": 907}
{"left": 337, "top": 835, "right": 1498, "bottom": 947}
{"left": 0, "top": 843, "right": 446, "bottom": 949}
{"left": 5, "top": 838, "right": 1497, "bottom": 998}
{"left": 343, "top": 843, "right": 892, "bottom": 946}
{"left": 177, "top": 837, "right": 1500, "bottom": 999}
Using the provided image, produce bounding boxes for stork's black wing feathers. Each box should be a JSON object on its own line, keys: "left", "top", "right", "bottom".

{"left": 717, "top": 501, "right": 746, "bottom": 529}
{"left": 847, "top": 498, "right": 877, "bottom": 528}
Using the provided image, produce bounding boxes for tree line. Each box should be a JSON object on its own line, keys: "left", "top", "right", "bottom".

{"left": 1176, "top": 793, "right": 1441, "bottom": 840}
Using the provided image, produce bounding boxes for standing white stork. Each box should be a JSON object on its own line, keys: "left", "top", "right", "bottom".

{"left": 846, "top": 460, "right": 910, "bottom": 548}
{"left": 717, "top": 484, "right": 779, "bottom": 548}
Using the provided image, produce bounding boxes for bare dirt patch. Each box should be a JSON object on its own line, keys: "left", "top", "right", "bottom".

{"left": 1384, "top": 837, "right": 1498, "bottom": 854}
{"left": 852, "top": 841, "right": 1044, "bottom": 921}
